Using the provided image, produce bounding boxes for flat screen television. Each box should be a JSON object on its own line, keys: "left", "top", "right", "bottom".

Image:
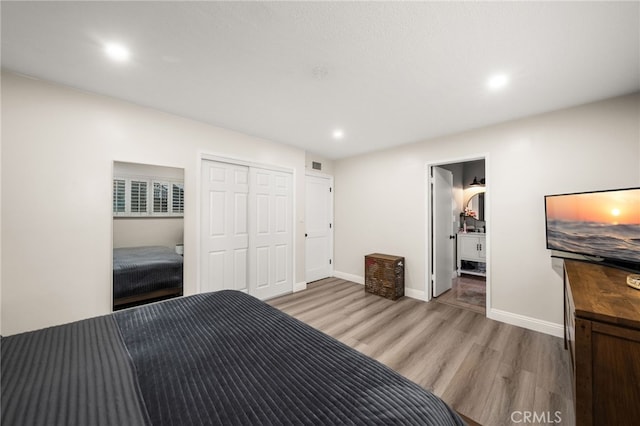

{"left": 545, "top": 187, "right": 640, "bottom": 272}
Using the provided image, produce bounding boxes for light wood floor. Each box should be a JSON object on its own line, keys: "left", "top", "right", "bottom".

{"left": 436, "top": 275, "right": 486, "bottom": 315}
{"left": 269, "top": 278, "right": 575, "bottom": 426}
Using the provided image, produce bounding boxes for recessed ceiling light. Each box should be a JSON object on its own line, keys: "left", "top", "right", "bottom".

{"left": 104, "top": 43, "right": 130, "bottom": 62}
{"left": 487, "top": 74, "right": 509, "bottom": 90}
{"left": 332, "top": 129, "right": 344, "bottom": 139}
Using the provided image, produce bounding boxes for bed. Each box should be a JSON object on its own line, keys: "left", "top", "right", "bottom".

{"left": 2, "top": 291, "right": 467, "bottom": 426}
{"left": 112, "top": 245, "right": 183, "bottom": 308}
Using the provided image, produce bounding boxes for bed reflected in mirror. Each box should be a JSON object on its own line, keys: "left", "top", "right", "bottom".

{"left": 112, "top": 161, "right": 184, "bottom": 310}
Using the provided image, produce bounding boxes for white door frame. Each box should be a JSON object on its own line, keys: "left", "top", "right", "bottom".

{"left": 305, "top": 171, "right": 334, "bottom": 283}
{"left": 197, "top": 153, "right": 296, "bottom": 295}
{"left": 424, "top": 154, "right": 491, "bottom": 315}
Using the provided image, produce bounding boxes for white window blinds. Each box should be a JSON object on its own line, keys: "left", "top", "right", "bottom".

{"left": 113, "top": 179, "right": 126, "bottom": 213}
{"left": 172, "top": 183, "right": 184, "bottom": 214}
{"left": 113, "top": 177, "right": 183, "bottom": 217}
{"left": 153, "top": 182, "right": 169, "bottom": 213}
{"left": 131, "top": 180, "right": 148, "bottom": 213}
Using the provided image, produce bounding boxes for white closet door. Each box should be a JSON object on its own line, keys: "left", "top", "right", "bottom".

{"left": 249, "top": 168, "right": 293, "bottom": 300}
{"left": 200, "top": 161, "right": 249, "bottom": 293}
{"left": 305, "top": 174, "right": 332, "bottom": 283}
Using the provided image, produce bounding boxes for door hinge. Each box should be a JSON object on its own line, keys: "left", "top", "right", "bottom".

{"left": 329, "top": 187, "right": 332, "bottom": 192}
{"left": 329, "top": 223, "right": 332, "bottom": 229}
{"left": 329, "top": 259, "right": 332, "bottom": 265}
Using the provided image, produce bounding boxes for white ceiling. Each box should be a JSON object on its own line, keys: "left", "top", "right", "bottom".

{"left": 2, "top": 1, "right": 639, "bottom": 159}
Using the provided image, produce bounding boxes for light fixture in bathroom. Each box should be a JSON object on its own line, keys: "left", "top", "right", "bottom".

{"left": 470, "top": 177, "right": 485, "bottom": 186}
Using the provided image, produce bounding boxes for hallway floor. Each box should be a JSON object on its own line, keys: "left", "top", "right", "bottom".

{"left": 436, "top": 274, "right": 486, "bottom": 314}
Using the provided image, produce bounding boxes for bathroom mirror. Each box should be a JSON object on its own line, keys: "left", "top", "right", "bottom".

{"left": 466, "top": 191, "right": 485, "bottom": 221}
{"left": 112, "top": 161, "right": 184, "bottom": 310}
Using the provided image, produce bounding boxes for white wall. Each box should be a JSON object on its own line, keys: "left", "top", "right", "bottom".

{"left": 114, "top": 161, "right": 184, "bottom": 180}
{"left": 334, "top": 93, "right": 640, "bottom": 335}
{"left": 305, "top": 152, "right": 334, "bottom": 175}
{"left": 113, "top": 218, "right": 184, "bottom": 249}
{"left": 1, "top": 72, "right": 306, "bottom": 335}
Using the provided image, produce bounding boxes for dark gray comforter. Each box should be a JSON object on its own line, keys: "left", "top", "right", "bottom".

{"left": 1, "top": 315, "right": 149, "bottom": 426}
{"left": 2, "top": 291, "right": 466, "bottom": 426}
{"left": 113, "top": 246, "right": 183, "bottom": 299}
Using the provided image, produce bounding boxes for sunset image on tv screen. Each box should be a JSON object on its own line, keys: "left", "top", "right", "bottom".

{"left": 546, "top": 188, "right": 640, "bottom": 263}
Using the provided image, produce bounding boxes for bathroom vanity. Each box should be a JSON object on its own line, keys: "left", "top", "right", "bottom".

{"left": 456, "top": 232, "right": 486, "bottom": 277}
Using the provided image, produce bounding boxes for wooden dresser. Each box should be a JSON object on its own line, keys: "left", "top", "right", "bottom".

{"left": 564, "top": 260, "right": 640, "bottom": 426}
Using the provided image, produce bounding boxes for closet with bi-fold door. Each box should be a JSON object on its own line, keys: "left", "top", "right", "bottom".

{"left": 200, "top": 159, "right": 293, "bottom": 300}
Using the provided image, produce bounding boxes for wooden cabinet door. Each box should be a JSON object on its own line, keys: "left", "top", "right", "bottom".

{"left": 459, "top": 235, "right": 482, "bottom": 262}
{"left": 590, "top": 322, "right": 640, "bottom": 425}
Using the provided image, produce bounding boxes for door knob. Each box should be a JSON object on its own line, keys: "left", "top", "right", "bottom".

{"left": 449, "top": 235, "right": 455, "bottom": 239}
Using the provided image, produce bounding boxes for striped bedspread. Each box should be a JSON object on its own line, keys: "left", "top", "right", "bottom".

{"left": 113, "top": 246, "right": 183, "bottom": 299}
{"left": 2, "top": 291, "right": 465, "bottom": 426}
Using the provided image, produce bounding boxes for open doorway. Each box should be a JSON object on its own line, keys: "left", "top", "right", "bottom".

{"left": 428, "top": 157, "right": 488, "bottom": 315}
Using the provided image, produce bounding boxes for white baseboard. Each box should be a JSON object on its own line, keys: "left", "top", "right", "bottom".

{"left": 333, "top": 271, "right": 364, "bottom": 285}
{"left": 333, "top": 273, "right": 562, "bottom": 337}
{"left": 404, "top": 287, "right": 427, "bottom": 301}
{"left": 488, "top": 308, "right": 564, "bottom": 338}
{"left": 293, "top": 281, "right": 307, "bottom": 292}
{"left": 333, "top": 271, "right": 426, "bottom": 301}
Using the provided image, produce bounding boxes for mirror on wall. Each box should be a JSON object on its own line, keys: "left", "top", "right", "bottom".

{"left": 461, "top": 188, "right": 486, "bottom": 232}
{"left": 466, "top": 192, "right": 485, "bottom": 221}
{"left": 112, "top": 161, "right": 184, "bottom": 310}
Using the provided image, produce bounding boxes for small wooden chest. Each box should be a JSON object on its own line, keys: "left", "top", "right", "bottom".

{"left": 364, "top": 253, "right": 404, "bottom": 300}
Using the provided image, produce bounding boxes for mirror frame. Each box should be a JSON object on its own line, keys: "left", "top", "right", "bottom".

{"left": 464, "top": 190, "right": 486, "bottom": 222}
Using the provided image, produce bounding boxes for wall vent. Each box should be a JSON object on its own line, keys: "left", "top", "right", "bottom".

{"left": 312, "top": 161, "right": 322, "bottom": 171}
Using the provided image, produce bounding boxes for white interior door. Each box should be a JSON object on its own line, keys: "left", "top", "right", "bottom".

{"left": 200, "top": 161, "right": 249, "bottom": 293}
{"left": 305, "top": 174, "right": 332, "bottom": 283}
{"left": 249, "top": 168, "right": 293, "bottom": 300}
{"left": 433, "top": 166, "right": 455, "bottom": 297}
